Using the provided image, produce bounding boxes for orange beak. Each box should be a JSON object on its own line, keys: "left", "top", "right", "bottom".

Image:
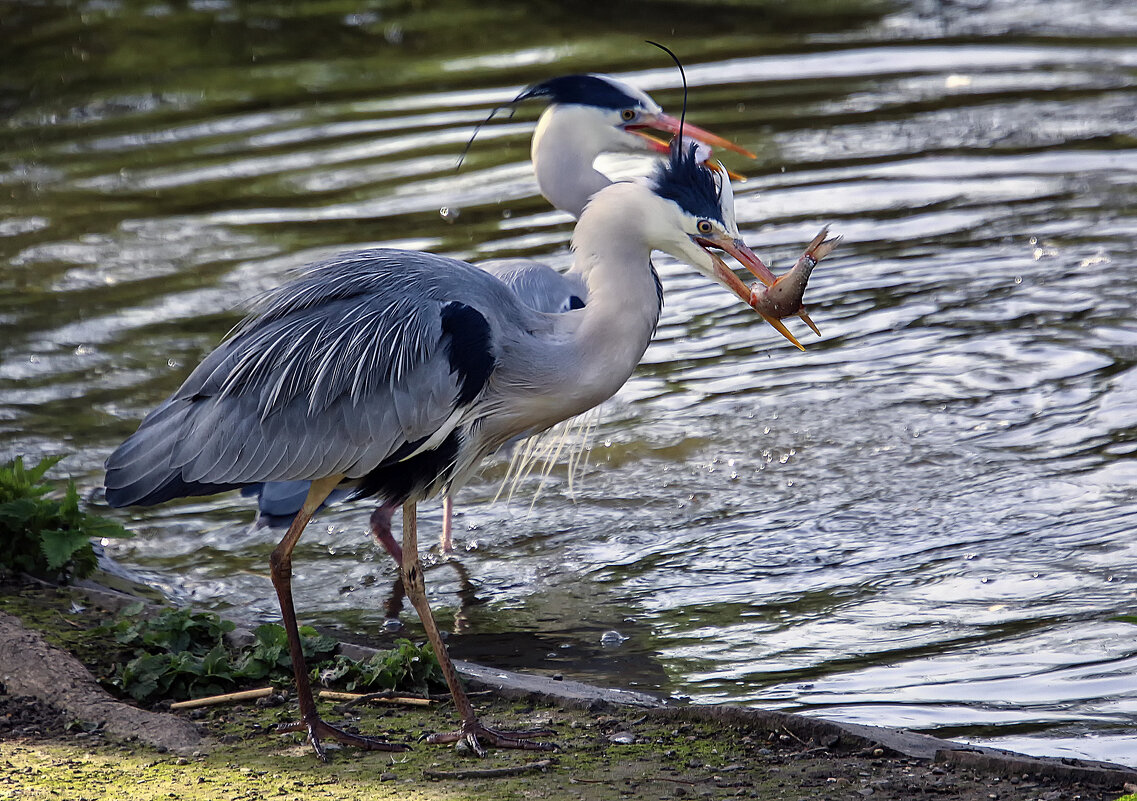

{"left": 629, "top": 112, "right": 756, "bottom": 159}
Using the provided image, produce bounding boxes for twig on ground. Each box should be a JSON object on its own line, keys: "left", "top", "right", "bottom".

{"left": 169, "top": 687, "right": 273, "bottom": 710}
{"left": 318, "top": 690, "right": 433, "bottom": 707}
{"left": 423, "top": 759, "right": 554, "bottom": 780}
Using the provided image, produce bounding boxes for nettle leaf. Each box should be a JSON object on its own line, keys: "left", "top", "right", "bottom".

{"left": 40, "top": 528, "right": 93, "bottom": 570}
{"left": 0, "top": 456, "right": 132, "bottom": 580}
{"left": 25, "top": 455, "right": 64, "bottom": 488}
{"left": 59, "top": 483, "right": 81, "bottom": 523}
{"left": 80, "top": 514, "right": 131, "bottom": 539}
{"left": 299, "top": 625, "right": 338, "bottom": 661}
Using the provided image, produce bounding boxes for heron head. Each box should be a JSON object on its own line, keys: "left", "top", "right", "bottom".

{"left": 518, "top": 74, "right": 754, "bottom": 160}
{"left": 647, "top": 141, "right": 812, "bottom": 350}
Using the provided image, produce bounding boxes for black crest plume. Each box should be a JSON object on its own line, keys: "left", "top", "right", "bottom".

{"left": 645, "top": 41, "right": 688, "bottom": 141}
{"left": 456, "top": 100, "right": 518, "bottom": 172}
{"left": 457, "top": 74, "right": 643, "bottom": 171}
{"left": 644, "top": 42, "right": 724, "bottom": 223}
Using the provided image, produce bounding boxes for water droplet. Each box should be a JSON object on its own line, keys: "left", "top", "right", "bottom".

{"left": 600, "top": 630, "right": 628, "bottom": 648}
{"left": 439, "top": 206, "right": 460, "bottom": 222}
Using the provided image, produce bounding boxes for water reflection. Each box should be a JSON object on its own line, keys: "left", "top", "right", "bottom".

{"left": 2, "top": 0, "right": 1136, "bottom": 766}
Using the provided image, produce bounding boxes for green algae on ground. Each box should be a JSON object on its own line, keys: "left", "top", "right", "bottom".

{"left": 1, "top": 691, "right": 795, "bottom": 801}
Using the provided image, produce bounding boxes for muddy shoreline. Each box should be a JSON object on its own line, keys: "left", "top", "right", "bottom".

{"left": 1, "top": 576, "right": 1134, "bottom": 801}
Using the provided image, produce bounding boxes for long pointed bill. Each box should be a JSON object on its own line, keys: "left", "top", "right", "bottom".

{"left": 631, "top": 131, "right": 748, "bottom": 181}
{"left": 630, "top": 112, "right": 757, "bottom": 159}
{"left": 700, "top": 235, "right": 777, "bottom": 287}
{"left": 704, "top": 250, "right": 804, "bottom": 351}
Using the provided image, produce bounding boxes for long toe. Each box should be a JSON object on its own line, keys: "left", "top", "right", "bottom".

{"left": 425, "top": 720, "right": 557, "bottom": 756}
{"left": 276, "top": 716, "right": 410, "bottom": 761}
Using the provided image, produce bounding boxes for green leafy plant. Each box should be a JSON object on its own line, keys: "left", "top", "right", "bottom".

{"left": 104, "top": 604, "right": 434, "bottom": 704}
{"left": 237, "top": 622, "right": 338, "bottom": 680}
{"left": 0, "top": 455, "right": 132, "bottom": 581}
{"left": 315, "top": 638, "right": 445, "bottom": 695}
{"left": 107, "top": 605, "right": 242, "bottom": 702}
{"left": 110, "top": 603, "right": 236, "bottom": 656}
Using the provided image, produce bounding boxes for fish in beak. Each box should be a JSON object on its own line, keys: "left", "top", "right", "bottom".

{"left": 695, "top": 227, "right": 840, "bottom": 350}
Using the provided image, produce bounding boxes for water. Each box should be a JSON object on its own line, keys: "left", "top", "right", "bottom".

{"left": 3, "top": 0, "right": 1136, "bottom": 766}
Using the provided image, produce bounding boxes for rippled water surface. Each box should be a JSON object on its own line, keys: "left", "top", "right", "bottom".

{"left": 3, "top": 0, "right": 1136, "bottom": 765}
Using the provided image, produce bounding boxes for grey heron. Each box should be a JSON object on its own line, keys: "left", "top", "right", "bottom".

{"left": 251, "top": 73, "right": 759, "bottom": 552}
{"left": 104, "top": 141, "right": 834, "bottom": 758}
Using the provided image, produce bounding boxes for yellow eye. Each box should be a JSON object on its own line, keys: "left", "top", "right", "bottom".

{"left": 621, "top": 109, "right": 636, "bottom": 122}
{"left": 697, "top": 220, "right": 713, "bottom": 234}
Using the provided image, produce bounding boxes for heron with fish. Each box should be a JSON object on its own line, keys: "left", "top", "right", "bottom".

{"left": 104, "top": 56, "right": 837, "bottom": 758}
{"left": 250, "top": 70, "right": 815, "bottom": 557}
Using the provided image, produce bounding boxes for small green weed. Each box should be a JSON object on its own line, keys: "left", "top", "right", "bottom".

{"left": 0, "top": 455, "right": 131, "bottom": 581}
{"left": 239, "top": 621, "right": 338, "bottom": 680}
{"left": 315, "top": 638, "right": 444, "bottom": 694}
{"left": 103, "top": 603, "right": 443, "bottom": 704}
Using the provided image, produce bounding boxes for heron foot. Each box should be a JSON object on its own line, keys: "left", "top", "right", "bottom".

{"left": 425, "top": 719, "right": 557, "bottom": 757}
{"left": 275, "top": 716, "right": 409, "bottom": 762}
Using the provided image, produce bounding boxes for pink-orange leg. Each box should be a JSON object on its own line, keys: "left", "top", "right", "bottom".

{"left": 270, "top": 476, "right": 408, "bottom": 761}
{"left": 398, "top": 502, "right": 555, "bottom": 756}
{"left": 440, "top": 495, "right": 454, "bottom": 554}
{"left": 369, "top": 496, "right": 454, "bottom": 562}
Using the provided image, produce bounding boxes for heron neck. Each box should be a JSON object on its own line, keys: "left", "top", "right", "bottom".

{"left": 532, "top": 106, "right": 613, "bottom": 219}
{"left": 554, "top": 183, "right": 662, "bottom": 410}
{"left": 479, "top": 182, "right": 665, "bottom": 450}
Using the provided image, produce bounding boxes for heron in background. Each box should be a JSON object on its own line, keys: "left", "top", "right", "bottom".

{"left": 252, "top": 73, "right": 762, "bottom": 553}
{"left": 104, "top": 139, "right": 836, "bottom": 757}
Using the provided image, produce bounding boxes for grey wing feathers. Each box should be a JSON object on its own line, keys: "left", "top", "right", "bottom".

{"left": 105, "top": 249, "right": 521, "bottom": 507}
{"left": 241, "top": 257, "right": 587, "bottom": 523}
{"left": 479, "top": 259, "right": 588, "bottom": 314}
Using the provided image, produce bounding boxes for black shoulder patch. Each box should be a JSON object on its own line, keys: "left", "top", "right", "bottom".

{"left": 439, "top": 302, "right": 495, "bottom": 407}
